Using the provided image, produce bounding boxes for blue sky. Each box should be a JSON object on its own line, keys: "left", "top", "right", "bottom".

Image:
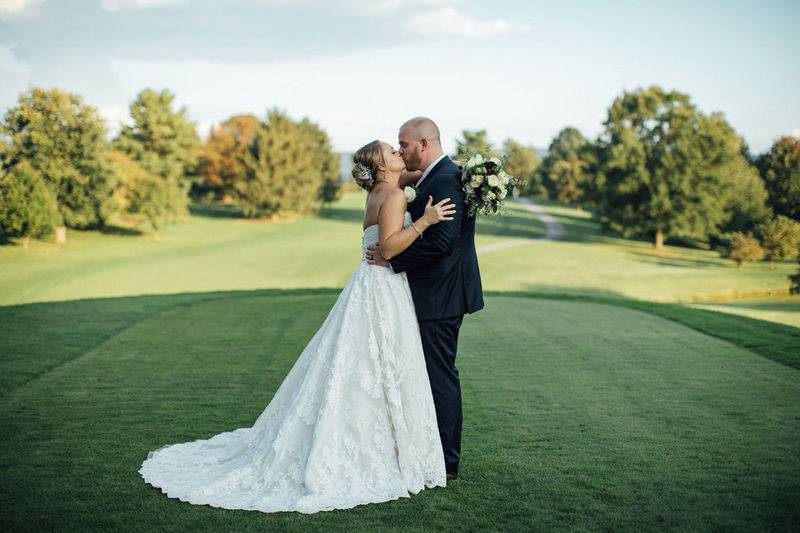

{"left": 1, "top": 0, "right": 798, "bottom": 154}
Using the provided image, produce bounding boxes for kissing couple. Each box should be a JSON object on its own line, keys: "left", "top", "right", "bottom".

{"left": 139, "top": 116, "right": 484, "bottom": 514}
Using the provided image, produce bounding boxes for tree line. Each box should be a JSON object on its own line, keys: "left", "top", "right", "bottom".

{"left": 0, "top": 87, "right": 341, "bottom": 244}
{"left": 453, "top": 86, "right": 800, "bottom": 289}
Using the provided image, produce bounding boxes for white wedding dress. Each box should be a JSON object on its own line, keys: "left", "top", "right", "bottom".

{"left": 139, "top": 211, "right": 446, "bottom": 513}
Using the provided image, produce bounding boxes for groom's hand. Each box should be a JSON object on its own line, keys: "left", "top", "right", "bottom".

{"left": 366, "top": 243, "right": 389, "bottom": 267}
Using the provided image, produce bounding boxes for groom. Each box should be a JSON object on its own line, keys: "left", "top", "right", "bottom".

{"left": 367, "top": 116, "right": 484, "bottom": 481}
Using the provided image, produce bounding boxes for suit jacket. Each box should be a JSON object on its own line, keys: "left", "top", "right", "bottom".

{"left": 389, "top": 155, "right": 484, "bottom": 321}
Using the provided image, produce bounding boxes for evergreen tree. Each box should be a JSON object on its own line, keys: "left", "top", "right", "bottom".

{"left": 113, "top": 88, "right": 200, "bottom": 221}
{"left": 0, "top": 162, "right": 59, "bottom": 248}
{"left": 594, "top": 86, "right": 752, "bottom": 249}
{"left": 758, "top": 215, "right": 800, "bottom": 267}
{"left": 455, "top": 129, "right": 499, "bottom": 162}
{"left": 757, "top": 136, "right": 800, "bottom": 220}
{"left": 1, "top": 87, "right": 115, "bottom": 234}
{"left": 234, "top": 109, "right": 340, "bottom": 217}
{"left": 298, "top": 118, "right": 341, "bottom": 205}
{"left": 105, "top": 150, "right": 178, "bottom": 236}
{"left": 537, "top": 127, "right": 590, "bottom": 204}
{"left": 502, "top": 138, "right": 540, "bottom": 196}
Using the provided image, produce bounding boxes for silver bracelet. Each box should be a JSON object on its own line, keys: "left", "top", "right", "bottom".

{"left": 410, "top": 221, "right": 423, "bottom": 238}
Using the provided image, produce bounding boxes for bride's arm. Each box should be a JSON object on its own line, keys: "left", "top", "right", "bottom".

{"left": 398, "top": 170, "right": 423, "bottom": 189}
{"left": 377, "top": 188, "right": 455, "bottom": 260}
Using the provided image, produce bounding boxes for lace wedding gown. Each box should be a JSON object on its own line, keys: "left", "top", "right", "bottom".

{"left": 139, "top": 211, "right": 446, "bottom": 513}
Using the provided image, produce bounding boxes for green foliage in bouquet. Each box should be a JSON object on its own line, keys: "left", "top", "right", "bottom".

{"left": 459, "top": 153, "right": 518, "bottom": 217}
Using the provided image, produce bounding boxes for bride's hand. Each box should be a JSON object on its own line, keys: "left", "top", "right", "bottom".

{"left": 422, "top": 196, "right": 456, "bottom": 226}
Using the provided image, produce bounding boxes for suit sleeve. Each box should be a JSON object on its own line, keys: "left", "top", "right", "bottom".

{"left": 389, "top": 171, "right": 465, "bottom": 273}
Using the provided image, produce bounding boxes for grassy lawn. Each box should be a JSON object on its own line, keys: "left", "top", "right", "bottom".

{"left": 1, "top": 291, "right": 798, "bottom": 531}
{"left": 1, "top": 190, "right": 798, "bottom": 530}
{"left": 1, "top": 192, "right": 796, "bottom": 327}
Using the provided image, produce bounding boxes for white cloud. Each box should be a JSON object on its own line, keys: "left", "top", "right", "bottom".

{"left": 406, "top": 7, "right": 529, "bottom": 37}
{"left": 792, "top": 129, "right": 800, "bottom": 139}
{"left": 100, "top": 0, "right": 187, "bottom": 11}
{"left": 0, "top": 0, "right": 42, "bottom": 20}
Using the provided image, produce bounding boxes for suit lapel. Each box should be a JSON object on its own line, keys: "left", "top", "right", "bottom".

{"left": 410, "top": 156, "right": 453, "bottom": 216}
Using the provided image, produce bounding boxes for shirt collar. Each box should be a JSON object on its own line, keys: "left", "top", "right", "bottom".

{"left": 418, "top": 153, "right": 447, "bottom": 185}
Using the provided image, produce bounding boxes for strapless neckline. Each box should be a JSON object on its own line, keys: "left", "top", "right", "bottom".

{"left": 363, "top": 211, "right": 412, "bottom": 232}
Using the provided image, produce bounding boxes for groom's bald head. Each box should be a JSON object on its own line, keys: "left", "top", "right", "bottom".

{"left": 398, "top": 116, "right": 443, "bottom": 171}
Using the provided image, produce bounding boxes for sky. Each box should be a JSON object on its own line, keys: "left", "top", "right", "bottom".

{"left": 0, "top": 0, "right": 798, "bottom": 154}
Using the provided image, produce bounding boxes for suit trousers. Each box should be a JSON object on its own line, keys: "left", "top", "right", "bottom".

{"left": 417, "top": 314, "right": 464, "bottom": 476}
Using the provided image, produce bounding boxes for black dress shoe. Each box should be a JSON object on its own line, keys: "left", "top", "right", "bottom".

{"left": 446, "top": 472, "right": 458, "bottom": 481}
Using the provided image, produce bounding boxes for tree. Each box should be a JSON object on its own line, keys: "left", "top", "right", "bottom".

{"left": 757, "top": 136, "right": 800, "bottom": 220}
{"left": 727, "top": 232, "right": 764, "bottom": 267}
{"left": 198, "top": 114, "right": 259, "bottom": 201}
{"left": 758, "top": 215, "right": 800, "bottom": 267}
{"left": 0, "top": 162, "right": 59, "bottom": 248}
{"left": 455, "top": 129, "right": 499, "bottom": 162}
{"left": 113, "top": 88, "right": 200, "bottom": 222}
{"left": 1, "top": 87, "right": 115, "bottom": 237}
{"left": 537, "top": 127, "right": 591, "bottom": 204}
{"left": 233, "top": 109, "right": 340, "bottom": 217}
{"left": 299, "top": 118, "right": 342, "bottom": 205}
{"left": 719, "top": 157, "right": 772, "bottom": 235}
{"left": 502, "top": 138, "right": 540, "bottom": 196}
{"left": 594, "top": 86, "right": 752, "bottom": 249}
{"left": 105, "top": 150, "right": 179, "bottom": 237}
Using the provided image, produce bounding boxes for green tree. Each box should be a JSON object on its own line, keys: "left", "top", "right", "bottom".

{"left": 1, "top": 87, "right": 115, "bottom": 236}
{"left": 594, "top": 86, "right": 751, "bottom": 249}
{"left": 113, "top": 88, "right": 200, "bottom": 221}
{"left": 758, "top": 215, "right": 800, "bottom": 267}
{"left": 502, "top": 138, "right": 540, "bottom": 196}
{"left": 234, "top": 109, "right": 340, "bottom": 218}
{"left": 719, "top": 157, "right": 772, "bottom": 235}
{"left": 198, "top": 114, "right": 259, "bottom": 201}
{"left": 0, "top": 162, "right": 59, "bottom": 248}
{"left": 537, "top": 127, "right": 591, "bottom": 204}
{"left": 727, "top": 232, "right": 764, "bottom": 267}
{"left": 455, "top": 129, "right": 499, "bottom": 162}
{"left": 105, "top": 150, "right": 180, "bottom": 237}
{"left": 299, "top": 118, "right": 342, "bottom": 205}
{"left": 757, "top": 136, "right": 800, "bottom": 220}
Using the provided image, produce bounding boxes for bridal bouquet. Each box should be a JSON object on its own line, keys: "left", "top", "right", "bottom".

{"left": 459, "top": 153, "right": 519, "bottom": 217}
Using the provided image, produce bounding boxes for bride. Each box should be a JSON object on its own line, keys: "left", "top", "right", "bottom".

{"left": 138, "top": 139, "right": 457, "bottom": 514}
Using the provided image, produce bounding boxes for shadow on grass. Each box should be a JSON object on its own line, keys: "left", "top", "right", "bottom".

{"left": 99, "top": 225, "right": 145, "bottom": 236}
{"left": 188, "top": 203, "right": 245, "bottom": 219}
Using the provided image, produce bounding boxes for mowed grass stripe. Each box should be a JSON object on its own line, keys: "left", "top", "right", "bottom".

{"left": 1, "top": 293, "right": 797, "bottom": 531}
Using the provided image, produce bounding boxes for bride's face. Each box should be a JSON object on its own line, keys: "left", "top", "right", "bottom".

{"left": 380, "top": 142, "right": 406, "bottom": 174}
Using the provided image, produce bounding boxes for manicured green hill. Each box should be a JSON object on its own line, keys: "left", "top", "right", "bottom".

{"left": 1, "top": 291, "right": 797, "bottom": 531}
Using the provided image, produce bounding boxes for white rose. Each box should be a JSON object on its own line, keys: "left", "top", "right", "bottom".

{"left": 500, "top": 173, "right": 510, "bottom": 185}
{"left": 489, "top": 157, "right": 501, "bottom": 166}
{"left": 485, "top": 191, "right": 496, "bottom": 200}
{"left": 466, "top": 155, "right": 480, "bottom": 168}
{"left": 498, "top": 187, "right": 507, "bottom": 199}
{"left": 487, "top": 174, "right": 500, "bottom": 187}
{"left": 470, "top": 175, "right": 484, "bottom": 188}
{"left": 403, "top": 186, "right": 417, "bottom": 203}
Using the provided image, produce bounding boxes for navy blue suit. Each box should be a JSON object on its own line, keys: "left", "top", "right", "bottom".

{"left": 389, "top": 155, "right": 484, "bottom": 475}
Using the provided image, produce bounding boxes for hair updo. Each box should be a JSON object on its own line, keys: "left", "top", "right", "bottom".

{"left": 351, "top": 140, "right": 385, "bottom": 192}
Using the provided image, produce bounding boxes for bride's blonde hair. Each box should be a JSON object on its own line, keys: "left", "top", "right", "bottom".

{"left": 352, "top": 140, "right": 385, "bottom": 192}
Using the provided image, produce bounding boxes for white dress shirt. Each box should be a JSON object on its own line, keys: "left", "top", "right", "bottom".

{"left": 416, "top": 153, "right": 447, "bottom": 188}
